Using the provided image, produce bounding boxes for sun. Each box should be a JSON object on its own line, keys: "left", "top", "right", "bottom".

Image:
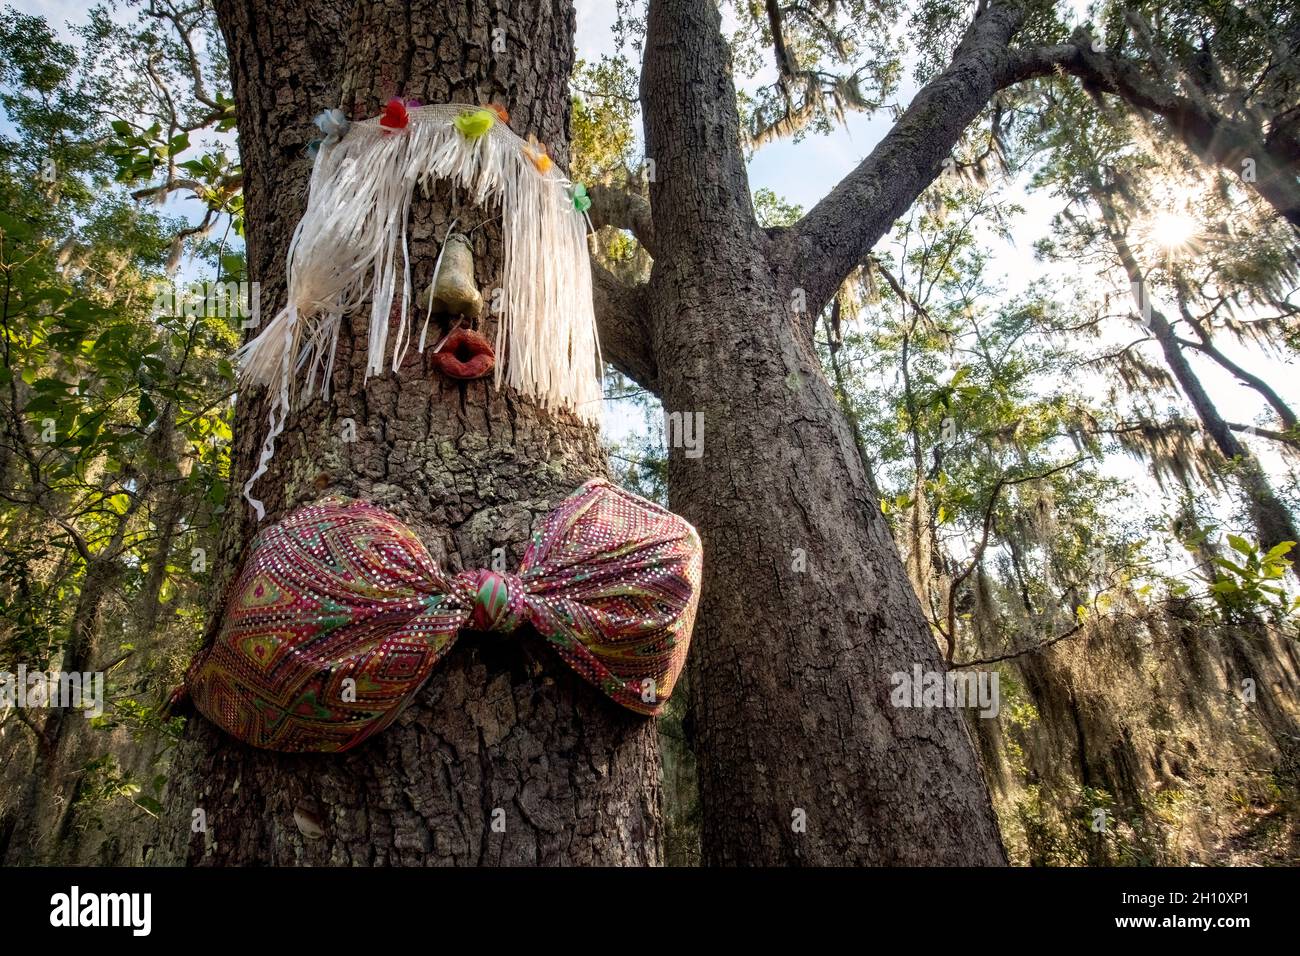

{"left": 1147, "top": 210, "right": 1198, "bottom": 250}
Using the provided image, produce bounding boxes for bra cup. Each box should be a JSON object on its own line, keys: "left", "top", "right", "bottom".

{"left": 188, "top": 500, "right": 458, "bottom": 752}
{"left": 519, "top": 480, "right": 702, "bottom": 714}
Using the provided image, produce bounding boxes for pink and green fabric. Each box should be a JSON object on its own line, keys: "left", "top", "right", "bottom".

{"left": 186, "top": 478, "right": 702, "bottom": 752}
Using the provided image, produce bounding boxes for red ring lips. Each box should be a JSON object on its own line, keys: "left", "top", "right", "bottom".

{"left": 432, "top": 328, "right": 495, "bottom": 380}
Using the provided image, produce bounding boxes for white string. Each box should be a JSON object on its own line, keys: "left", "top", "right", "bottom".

{"left": 241, "top": 303, "right": 295, "bottom": 521}
{"left": 418, "top": 216, "right": 459, "bottom": 353}
{"left": 430, "top": 317, "right": 463, "bottom": 355}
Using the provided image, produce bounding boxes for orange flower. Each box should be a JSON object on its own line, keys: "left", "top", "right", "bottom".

{"left": 483, "top": 103, "right": 510, "bottom": 124}
{"left": 524, "top": 134, "right": 553, "bottom": 174}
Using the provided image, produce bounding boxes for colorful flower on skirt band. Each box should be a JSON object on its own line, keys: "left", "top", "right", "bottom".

{"left": 523, "top": 133, "right": 552, "bottom": 174}
{"left": 453, "top": 107, "right": 496, "bottom": 139}
{"left": 313, "top": 107, "right": 350, "bottom": 139}
{"left": 569, "top": 181, "right": 591, "bottom": 213}
{"left": 378, "top": 97, "right": 410, "bottom": 130}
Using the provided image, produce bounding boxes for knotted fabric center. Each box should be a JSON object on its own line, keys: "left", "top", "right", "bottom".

{"left": 454, "top": 568, "right": 528, "bottom": 633}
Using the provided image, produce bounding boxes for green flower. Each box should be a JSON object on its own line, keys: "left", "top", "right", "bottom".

{"left": 570, "top": 182, "right": 591, "bottom": 213}
{"left": 453, "top": 108, "right": 496, "bottom": 140}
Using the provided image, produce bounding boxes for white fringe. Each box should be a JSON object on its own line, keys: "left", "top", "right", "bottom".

{"left": 237, "top": 104, "right": 603, "bottom": 516}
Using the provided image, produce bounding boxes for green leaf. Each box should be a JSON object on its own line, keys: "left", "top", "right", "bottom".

{"left": 1226, "top": 534, "right": 1253, "bottom": 557}
{"left": 1263, "top": 541, "right": 1296, "bottom": 561}
{"left": 31, "top": 376, "right": 72, "bottom": 392}
{"left": 24, "top": 394, "right": 61, "bottom": 415}
{"left": 1211, "top": 556, "right": 1246, "bottom": 576}
{"left": 138, "top": 391, "right": 156, "bottom": 427}
{"left": 135, "top": 795, "right": 164, "bottom": 814}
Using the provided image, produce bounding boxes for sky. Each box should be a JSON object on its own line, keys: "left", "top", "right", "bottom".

{"left": 8, "top": 0, "right": 1298, "bottom": 542}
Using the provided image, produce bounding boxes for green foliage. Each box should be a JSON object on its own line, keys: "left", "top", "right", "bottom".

{"left": 829, "top": 179, "right": 1137, "bottom": 633}
{"left": 0, "top": 1, "right": 234, "bottom": 832}
{"left": 74, "top": 754, "right": 169, "bottom": 827}
{"left": 570, "top": 56, "right": 640, "bottom": 186}
{"left": 752, "top": 187, "right": 803, "bottom": 228}
{"left": 605, "top": 372, "right": 667, "bottom": 505}
{"left": 91, "top": 695, "right": 187, "bottom": 745}
{"left": 1208, "top": 537, "right": 1298, "bottom": 621}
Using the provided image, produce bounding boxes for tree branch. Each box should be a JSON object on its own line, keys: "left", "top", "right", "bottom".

{"left": 1005, "top": 31, "right": 1300, "bottom": 228}
{"left": 785, "top": 8, "right": 1300, "bottom": 315}
{"left": 781, "top": 0, "right": 1028, "bottom": 316}
{"left": 1227, "top": 421, "right": 1300, "bottom": 451}
{"left": 590, "top": 258, "right": 660, "bottom": 396}
{"left": 11, "top": 707, "right": 53, "bottom": 754}
{"left": 942, "top": 456, "right": 1089, "bottom": 663}
{"left": 144, "top": 0, "right": 223, "bottom": 110}
{"left": 1172, "top": 287, "right": 1298, "bottom": 431}
{"left": 765, "top": 0, "right": 798, "bottom": 82}
{"left": 951, "top": 621, "right": 1085, "bottom": 668}
{"left": 587, "top": 184, "right": 657, "bottom": 257}
{"left": 130, "top": 172, "right": 243, "bottom": 204}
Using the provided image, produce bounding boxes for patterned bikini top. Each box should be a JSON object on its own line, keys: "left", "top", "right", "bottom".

{"left": 186, "top": 479, "right": 702, "bottom": 752}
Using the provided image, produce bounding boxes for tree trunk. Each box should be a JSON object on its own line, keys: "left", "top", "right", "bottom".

{"left": 1, "top": 553, "right": 118, "bottom": 864}
{"left": 1106, "top": 226, "right": 1300, "bottom": 559}
{"left": 1148, "top": 306, "right": 1300, "bottom": 558}
{"left": 138, "top": 406, "right": 185, "bottom": 641}
{"left": 158, "top": 0, "right": 663, "bottom": 866}
{"left": 641, "top": 0, "right": 1006, "bottom": 865}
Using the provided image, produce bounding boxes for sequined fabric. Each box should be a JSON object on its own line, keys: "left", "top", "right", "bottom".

{"left": 186, "top": 478, "right": 702, "bottom": 752}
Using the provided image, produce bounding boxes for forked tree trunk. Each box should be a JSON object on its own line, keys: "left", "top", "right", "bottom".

{"left": 641, "top": 0, "right": 1006, "bottom": 865}
{"left": 158, "top": 0, "right": 663, "bottom": 866}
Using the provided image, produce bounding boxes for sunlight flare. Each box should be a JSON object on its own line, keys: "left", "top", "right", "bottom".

{"left": 1147, "top": 210, "right": 1198, "bottom": 249}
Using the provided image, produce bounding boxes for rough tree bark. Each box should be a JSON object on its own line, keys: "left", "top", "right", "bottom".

{"left": 636, "top": 0, "right": 1007, "bottom": 864}
{"left": 157, "top": 0, "right": 663, "bottom": 866}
